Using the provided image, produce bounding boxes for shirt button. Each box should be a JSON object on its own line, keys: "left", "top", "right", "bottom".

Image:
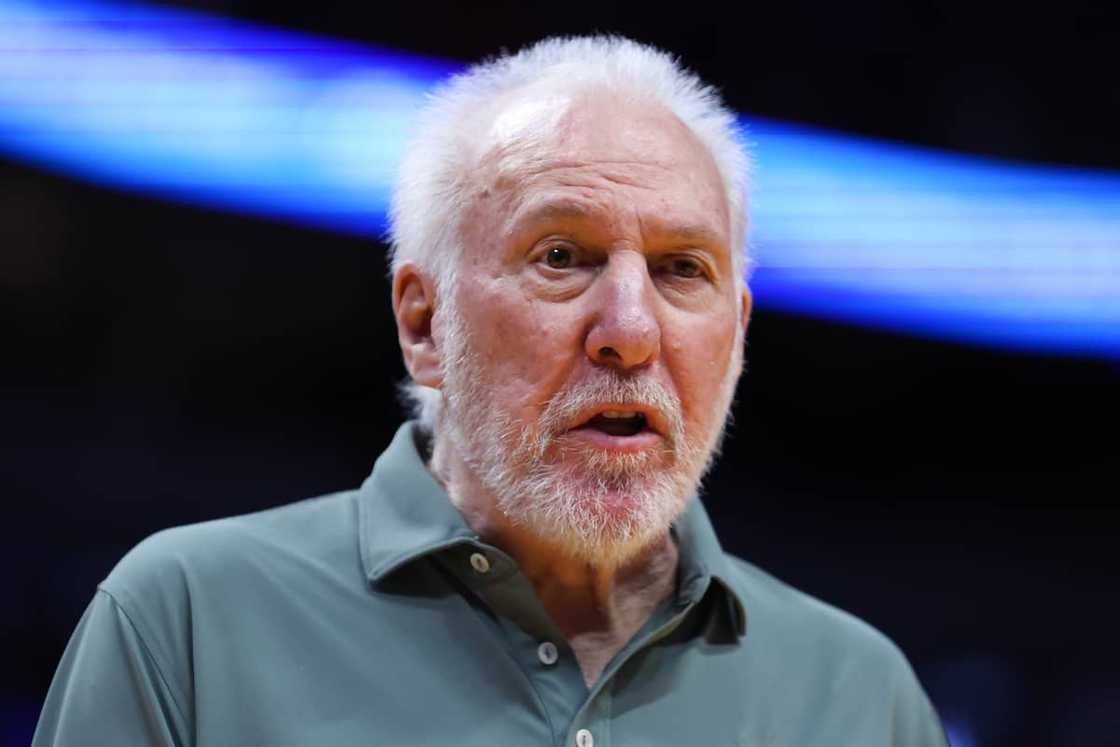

{"left": 537, "top": 641, "right": 559, "bottom": 666}
{"left": 469, "top": 553, "right": 490, "bottom": 574}
{"left": 575, "top": 729, "right": 593, "bottom": 747}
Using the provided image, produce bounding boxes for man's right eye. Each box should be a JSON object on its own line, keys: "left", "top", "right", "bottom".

{"left": 544, "top": 246, "right": 573, "bottom": 269}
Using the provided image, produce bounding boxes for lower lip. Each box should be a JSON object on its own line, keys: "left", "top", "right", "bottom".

{"left": 564, "top": 426, "right": 662, "bottom": 452}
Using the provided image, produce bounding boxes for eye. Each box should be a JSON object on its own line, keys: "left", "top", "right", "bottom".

{"left": 544, "top": 246, "right": 574, "bottom": 269}
{"left": 667, "top": 256, "right": 704, "bottom": 278}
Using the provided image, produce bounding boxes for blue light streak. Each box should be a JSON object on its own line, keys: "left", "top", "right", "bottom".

{"left": 1, "top": 0, "right": 1118, "bottom": 357}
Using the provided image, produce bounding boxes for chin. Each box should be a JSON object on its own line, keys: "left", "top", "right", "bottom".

{"left": 499, "top": 463, "right": 693, "bottom": 569}
{"left": 550, "top": 508, "right": 678, "bottom": 570}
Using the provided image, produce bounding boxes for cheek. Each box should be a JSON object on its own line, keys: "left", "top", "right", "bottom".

{"left": 466, "top": 284, "right": 582, "bottom": 408}
{"left": 668, "top": 312, "right": 739, "bottom": 426}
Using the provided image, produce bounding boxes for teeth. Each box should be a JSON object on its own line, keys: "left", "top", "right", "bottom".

{"left": 601, "top": 410, "right": 641, "bottom": 419}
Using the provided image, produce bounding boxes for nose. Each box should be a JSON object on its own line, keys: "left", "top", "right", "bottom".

{"left": 584, "top": 252, "right": 661, "bottom": 371}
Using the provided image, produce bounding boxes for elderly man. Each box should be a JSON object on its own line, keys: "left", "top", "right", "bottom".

{"left": 35, "top": 37, "right": 947, "bottom": 746}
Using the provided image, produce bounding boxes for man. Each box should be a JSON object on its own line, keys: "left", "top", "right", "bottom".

{"left": 35, "top": 37, "right": 948, "bottom": 746}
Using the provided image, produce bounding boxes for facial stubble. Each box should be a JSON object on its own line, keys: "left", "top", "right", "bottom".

{"left": 436, "top": 295, "right": 742, "bottom": 569}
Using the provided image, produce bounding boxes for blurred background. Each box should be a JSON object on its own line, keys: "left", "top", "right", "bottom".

{"left": 2, "top": 1, "right": 1118, "bottom": 745}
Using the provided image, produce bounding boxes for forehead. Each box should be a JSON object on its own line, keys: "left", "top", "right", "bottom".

{"left": 468, "top": 90, "right": 730, "bottom": 245}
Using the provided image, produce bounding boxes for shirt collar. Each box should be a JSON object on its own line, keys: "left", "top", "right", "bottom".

{"left": 672, "top": 485, "right": 748, "bottom": 638}
{"left": 358, "top": 423, "right": 478, "bottom": 582}
{"left": 358, "top": 421, "right": 746, "bottom": 638}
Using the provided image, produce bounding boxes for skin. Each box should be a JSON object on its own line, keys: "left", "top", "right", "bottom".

{"left": 393, "top": 90, "right": 751, "bottom": 686}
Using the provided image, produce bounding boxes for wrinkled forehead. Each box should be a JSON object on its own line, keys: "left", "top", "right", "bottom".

{"left": 465, "top": 86, "right": 731, "bottom": 236}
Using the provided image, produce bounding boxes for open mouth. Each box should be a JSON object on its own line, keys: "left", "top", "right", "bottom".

{"left": 581, "top": 410, "right": 649, "bottom": 437}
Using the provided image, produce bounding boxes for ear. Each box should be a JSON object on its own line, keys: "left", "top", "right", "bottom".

{"left": 739, "top": 285, "right": 753, "bottom": 331}
{"left": 392, "top": 261, "right": 443, "bottom": 390}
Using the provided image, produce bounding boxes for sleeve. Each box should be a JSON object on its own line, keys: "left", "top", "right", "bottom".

{"left": 33, "top": 589, "right": 192, "bottom": 747}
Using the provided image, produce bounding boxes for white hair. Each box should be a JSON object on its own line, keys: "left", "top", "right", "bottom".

{"left": 388, "top": 35, "right": 752, "bottom": 431}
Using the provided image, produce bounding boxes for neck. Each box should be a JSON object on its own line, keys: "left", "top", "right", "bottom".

{"left": 429, "top": 429, "right": 679, "bottom": 638}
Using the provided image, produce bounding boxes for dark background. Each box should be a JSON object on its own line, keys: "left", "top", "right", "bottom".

{"left": 4, "top": 1, "right": 1119, "bottom": 745}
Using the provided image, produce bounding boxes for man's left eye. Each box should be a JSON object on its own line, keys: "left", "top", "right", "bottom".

{"left": 668, "top": 257, "right": 704, "bottom": 278}
{"left": 545, "top": 246, "right": 574, "bottom": 269}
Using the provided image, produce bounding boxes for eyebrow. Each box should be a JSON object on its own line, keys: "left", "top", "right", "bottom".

{"left": 509, "top": 200, "right": 724, "bottom": 246}
{"left": 513, "top": 200, "right": 594, "bottom": 225}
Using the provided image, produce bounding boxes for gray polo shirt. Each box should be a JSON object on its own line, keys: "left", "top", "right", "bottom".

{"left": 35, "top": 422, "right": 947, "bottom": 746}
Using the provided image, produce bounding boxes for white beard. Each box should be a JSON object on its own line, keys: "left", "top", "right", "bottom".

{"left": 436, "top": 296, "right": 742, "bottom": 569}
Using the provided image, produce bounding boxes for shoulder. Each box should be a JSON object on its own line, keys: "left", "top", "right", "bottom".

{"left": 101, "top": 490, "right": 360, "bottom": 619}
{"left": 719, "top": 554, "right": 947, "bottom": 744}
{"left": 721, "top": 554, "right": 917, "bottom": 685}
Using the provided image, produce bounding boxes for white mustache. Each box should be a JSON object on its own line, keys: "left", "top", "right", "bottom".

{"left": 537, "top": 372, "right": 685, "bottom": 449}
